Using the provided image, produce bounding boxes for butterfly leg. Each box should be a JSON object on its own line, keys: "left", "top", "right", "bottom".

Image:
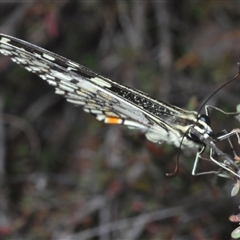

{"left": 209, "top": 147, "right": 240, "bottom": 178}
{"left": 216, "top": 129, "right": 240, "bottom": 158}
{"left": 205, "top": 105, "right": 240, "bottom": 117}
{"left": 204, "top": 104, "right": 240, "bottom": 150}
{"left": 209, "top": 129, "right": 240, "bottom": 178}
{"left": 192, "top": 146, "right": 220, "bottom": 176}
{"left": 204, "top": 105, "right": 240, "bottom": 174}
{"left": 192, "top": 146, "right": 240, "bottom": 177}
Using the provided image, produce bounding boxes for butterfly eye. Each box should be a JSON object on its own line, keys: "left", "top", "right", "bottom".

{"left": 198, "top": 114, "right": 211, "bottom": 126}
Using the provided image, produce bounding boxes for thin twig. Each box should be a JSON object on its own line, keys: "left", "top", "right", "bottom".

{"left": 0, "top": 97, "right": 10, "bottom": 230}
{"left": 154, "top": 1, "right": 173, "bottom": 101}
{"left": 1, "top": 113, "right": 41, "bottom": 160}
{"left": 63, "top": 206, "right": 183, "bottom": 240}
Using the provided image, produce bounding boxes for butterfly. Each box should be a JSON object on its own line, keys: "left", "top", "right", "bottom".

{"left": 0, "top": 33, "right": 239, "bottom": 178}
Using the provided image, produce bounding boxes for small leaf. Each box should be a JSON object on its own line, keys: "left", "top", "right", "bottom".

{"left": 235, "top": 104, "right": 240, "bottom": 122}
{"left": 231, "top": 180, "right": 240, "bottom": 197}
{"left": 231, "top": 226, "right": 240, "bottom": 239}
{"left": 229, "top": 214, "right": 240, "bottom": 222}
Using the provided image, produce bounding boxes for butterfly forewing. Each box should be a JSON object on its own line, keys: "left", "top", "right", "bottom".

{"left": 0, "top": 34, "right": 199, "bottom": 148}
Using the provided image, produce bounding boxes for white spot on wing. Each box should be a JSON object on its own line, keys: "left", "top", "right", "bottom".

{"left": 84, "top": 108, "right": 90, "bottom": 113}
{"left": 96, "top": 115, "right": 105, "bottom": 121}
{"left": 0, "top": 37, "right": 11, "bottom": 44}
{"left": 67, "top": 93, "right": 86, "bottom": 101}
{"left": 0, "top": 43, "right": 13, "bottom": 50}
{"left": 31, "top": 60, "right": 47, "bottom": 68}
{"left": 45, "top": 74, "right": 55, "bottom": 80}
{"left": 19, "top": 47, "right": 27, "bottom": 52}
{"left": 55, "top": 89, "right": 65, "bottom": 95}
{"left": 33, "top": 52, "right": 42, "bottom": 58}
{"left": 39, "top": 74, "right": 47, "bottom": 80}
{"left": 29, "top": 66, "right": 44, "bottom": 72}
{"left": 0, "top": 49, "right": 12, "bottom": 55}
{"left": 76, "top": 90, "right": 89, "bottom": 97}
{"left": 59, "top": 79, "right": 78, "bottom": 89}
{"left": 51, "top": 70, "right": 73, "bottom": 81}
{"left": 59, "top": 84, "right": 74, "bottom": 92}
{"left": 13, "top": 57, "right": 27, "bottom": 64}
{"left": 67, "top": 99, "right": 85, "bottom": 105}
{"left": 105, "top": 112, "right": 119, "bottom": 117}
{"left": 47, "top": 80, "right": 57, "bottom": 86}
{"left": 124, "top": 120, "right": 146, "bottom": 130}
{"left": 43, "top": 53, "right": 55, "bottom": 61}
{"left": 91, "top": 109, "right": 103, "bottom": 114}
{"left": 25, "top": 66, "right": 33, "bottom": 72}
{"left": 67, "top": 60, "right": 79, "bottom": 67}
{"left": 90, "top": 77, "right": 111, "bottom": 88}
{"left": 67, "top": 66, "right": 77, "bottom": 71}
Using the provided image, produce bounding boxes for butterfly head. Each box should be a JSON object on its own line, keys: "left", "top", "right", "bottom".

{"left": 189, "top": 114, "right": 214, "bottom": 144}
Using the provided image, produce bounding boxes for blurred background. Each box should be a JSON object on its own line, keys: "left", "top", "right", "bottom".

{"left": 0, "top": 1, "right": 240, "bottom": 239}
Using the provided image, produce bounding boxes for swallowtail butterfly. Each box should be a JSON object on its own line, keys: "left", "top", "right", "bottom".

{"left": 0, "top": 34, "right": 239, "bottom": 178}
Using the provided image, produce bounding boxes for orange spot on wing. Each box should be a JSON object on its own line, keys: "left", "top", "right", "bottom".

{"left": 105, "top": 117, "right": 122, "bottom": 124}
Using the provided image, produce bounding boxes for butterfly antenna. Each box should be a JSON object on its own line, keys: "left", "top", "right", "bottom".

{"left": 166, "top": 154, "right": 179, "bottom": 177}
{"left": 198, "top": 62, "right": 240, "bottom": 114}
{"left": 166, "top": 131, "right": 188, "bottom": 177}
{"left": 166, "top": 124, "right": 198, "bottom": 177}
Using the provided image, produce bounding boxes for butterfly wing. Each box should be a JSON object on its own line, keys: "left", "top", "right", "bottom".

{"left": 0, "top": 34, "right": 198, "bottom": 148}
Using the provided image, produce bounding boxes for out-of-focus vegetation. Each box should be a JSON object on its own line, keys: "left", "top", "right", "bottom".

{"left": 0, "top": 1, "right": 240, "bottom": 239}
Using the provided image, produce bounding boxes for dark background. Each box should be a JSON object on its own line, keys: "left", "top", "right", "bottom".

{"left": 0, "top": 1, "right": 240, "bottom": 239}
